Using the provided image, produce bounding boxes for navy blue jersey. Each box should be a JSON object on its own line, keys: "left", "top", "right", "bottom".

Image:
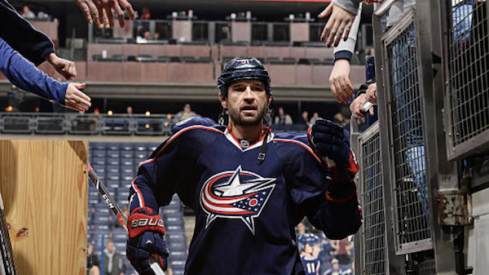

{"left": 129, "top": 118, "right": 362, "bottom": 275}
{"left": 301, "top": 255, "right": 321, "bottom": 275}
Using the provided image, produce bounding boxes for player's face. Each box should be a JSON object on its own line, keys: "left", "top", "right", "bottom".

{"left": 224, "top": 80, "right": 269, "bottom": 126}
{"left": 304, "top": 243, "right": 313, "bottom": 254}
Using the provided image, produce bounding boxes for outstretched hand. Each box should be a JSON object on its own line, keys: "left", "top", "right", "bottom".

{"left": 65, "top": 83, "right": 91, "bottom": 111}
{"left": 45, "top": 53, "right": 77, "bottom": 80}
{"left": 330, "top": 59, "right": 354, "bottom": 104}
{"left": 75, "top": 0, "right": 136, "bottom": 28}
{"left": 318, "top": 3, "right": 356, "bottom": 47}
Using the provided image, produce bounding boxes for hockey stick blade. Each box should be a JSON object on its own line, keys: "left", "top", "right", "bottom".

{"left": 87, "top": 164, "right": 165, "bottom": 275}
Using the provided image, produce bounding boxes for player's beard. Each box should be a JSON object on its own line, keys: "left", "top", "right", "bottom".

{"left": 228, "top": 102, "right": 267, "bottom": 126}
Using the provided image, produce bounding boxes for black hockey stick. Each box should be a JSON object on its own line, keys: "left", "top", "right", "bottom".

{"left": 0, "top": 190, "right": 17, "bottom": 275}
{"left": 87, "top": 164, "right": 165, "bottom": 275}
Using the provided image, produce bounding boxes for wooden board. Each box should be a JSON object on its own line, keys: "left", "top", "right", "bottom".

{"left": 0, "top": 140, "right": 88, "bottom": 275}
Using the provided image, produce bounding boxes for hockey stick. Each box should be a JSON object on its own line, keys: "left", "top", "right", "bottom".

{"left": 0, "top": 190, "right": 17, "bottom": 275}
{"left": 87, "top": 164, "right": 165, "bottom": 275}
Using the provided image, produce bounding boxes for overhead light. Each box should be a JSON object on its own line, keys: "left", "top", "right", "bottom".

{"left": 108, "top": 110, "right": 113, "bottom": 116}
{"left": 145, "top": 111, "right": 151, "bottom": 116}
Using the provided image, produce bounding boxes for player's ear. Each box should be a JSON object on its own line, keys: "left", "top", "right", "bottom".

{"left": 219, "top": 94, "right": 228, "bottom": 110}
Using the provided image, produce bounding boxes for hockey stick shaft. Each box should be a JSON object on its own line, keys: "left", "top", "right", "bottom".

{"left": 87, "top": 164, "right": 165, "bottom": 275}
{"left": 0, "top": 191, "right": 17, "bottom": 275}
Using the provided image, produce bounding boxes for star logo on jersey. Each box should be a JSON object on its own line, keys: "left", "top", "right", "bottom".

{"left": 200, "top": 166, "right": 276, "bottom": 234}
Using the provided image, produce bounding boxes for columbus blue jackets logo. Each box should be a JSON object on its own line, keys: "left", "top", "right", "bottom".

{"left": 200, "top": 166, "right": 276, "bottom": 234}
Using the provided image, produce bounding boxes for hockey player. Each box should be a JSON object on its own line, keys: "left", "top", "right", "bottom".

{"left": 126, "top": 57, "right": 362, "bottom": 275}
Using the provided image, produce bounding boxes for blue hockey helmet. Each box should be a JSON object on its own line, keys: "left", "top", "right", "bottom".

{"left": 218, "top": 57, "right": 271, "bottom": 100}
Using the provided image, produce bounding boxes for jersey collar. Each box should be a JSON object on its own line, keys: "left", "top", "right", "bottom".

{"left": 224, "top": 126, "right": 274, "bottom": 152}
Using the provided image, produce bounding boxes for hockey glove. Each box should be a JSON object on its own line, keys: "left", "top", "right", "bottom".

{"left": 127, "top": 207, "right": 169, "bottom": 275}
{"left": 309, "top": 119, "right": 358, "bottom": 184}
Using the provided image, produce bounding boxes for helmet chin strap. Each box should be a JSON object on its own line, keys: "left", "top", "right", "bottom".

{"left": 218, "top": 108, "right": 227, "bottom": 126}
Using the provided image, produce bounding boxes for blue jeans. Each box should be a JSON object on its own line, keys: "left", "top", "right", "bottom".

{"left": 453, "top": 4, "right": 473, "bottom": 51}
{"left": 405, "top": 146, "right": 429, "bottom": 220}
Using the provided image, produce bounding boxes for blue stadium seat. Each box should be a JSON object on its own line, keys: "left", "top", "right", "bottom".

{"left": 107, "top": 165, "right": 120, "bottom": 173}
{"left": 134, "top": 143, "right": 147, "bottom": 151}
{"left": 120, "top": 143, "right": 133, "bottom": 151}
{"left": 121, "top": 172, "right": 134, "bottom": 180}
{"left": 108, "top": 143, "right": 121, "bottom": 151}
{"left": 92, "top": 150, "right": 106, "bottom": 158}
{"left": 107, "top": 172, "right": 120, "bottom": 181}
{"left": 107, "top": 151, "right": 121, "bottom": 158}
{"left": 92, "top": 157, "right": 106, "bottom": 165}
{"left": 135, "top": 152, "right": 149, "bottom": 160}
{"left": 92, "top": 143, "right": 107, "bottom": 150}
{"left": 106, "top": 180, "right": 120, "bottom": 188}
{"left": 89, "top": 194, "right": 100, "bottom": 204}
{"left": 121, "top": 151, "right": 134, "bottom": 158}
{"left": 107, "top": 157, "right": 121, "bottom": 166}
{"left": 92, "top": 164, "right": 106, "bottom": 174}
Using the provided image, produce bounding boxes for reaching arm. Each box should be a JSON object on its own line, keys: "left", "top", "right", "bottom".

{"left": 329, "top": 4, "right": 362, "bottom": 104}
{"left": 0, "top": 38, "right": 90, "bottom": 111}
{"left": 0, "top": 0, "right": 54, "bottom": 66}
{"left": 306, "top": 119, "right": 362, "bottom": 239}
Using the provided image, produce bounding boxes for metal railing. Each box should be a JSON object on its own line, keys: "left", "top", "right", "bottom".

{"left": 444, "top": 0, "right": 489, "bottom": 160}
{"left": 380, "top": 10, "right": 432, "bottom": 253}
{"left": 0, "top": 112, "right": 174, "bottom": 136}
{"left": 355, "top": 122, "right": 387, "bottom": 275}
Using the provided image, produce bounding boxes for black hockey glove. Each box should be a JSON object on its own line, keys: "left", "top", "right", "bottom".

{"left": 310, "top": 119, "right": 351, "bottom": 168}
{"left": 308, "top": 119, "right": 359, "bottom": 191}
{"left": 127, "top": 207, "right": 169, "bottom": 275}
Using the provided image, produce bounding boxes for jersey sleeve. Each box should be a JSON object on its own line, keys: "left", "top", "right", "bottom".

{"left": 0, "top": 0, "right": 54, "bottom": 65}
{"left": 129, "top": 118, "right": 221, "bottom": 212}
{"left": 333, "top": 0, "right": 363, "bottom": 15}
{"left": 0, "top": 37, "right": 67, "bottom": 105}
{"left": 276, "top": 133, "right": 362, "bottom": 240}
{"left": 333, "top": 4, "right": 363, "bottom": 62}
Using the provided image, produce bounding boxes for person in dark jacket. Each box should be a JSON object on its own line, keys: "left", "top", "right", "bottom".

{"left": 0, "top": 0, "right": 77, "bottom": 80}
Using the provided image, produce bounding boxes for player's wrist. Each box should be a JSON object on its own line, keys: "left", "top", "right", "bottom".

{"left": 326, "top": 181, "right": 356, "bottom": 202}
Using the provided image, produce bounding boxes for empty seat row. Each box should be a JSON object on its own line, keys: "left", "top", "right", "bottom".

{"left": 92, "top": 54, "right": 212, "bottom": 63}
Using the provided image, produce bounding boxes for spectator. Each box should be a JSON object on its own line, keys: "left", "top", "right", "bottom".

{"left": 139, "top": 6, "right": 151, "bottom": 20}
{"left": 297, "top": 221, "right": 307, "bottom": 236}
{"left": 299, "top": 111, "right": 310, "bottom": 127}
{"left": 342, "top": 261, "right": 354, "bottom": 275}
{"left": 299, "top": 233, "right": 320, "bottom": 254}
{"left": 331, "top": 238, "right": 353, "bottom": 265}
{"left": 0, "top": 37, "right": 90, "bottom": 112}
{"left": 310, "top": 112, "right": 320, "bottom": 125}
{"left": 126, "top": 106, "right": 133, "bottom": 117}
{"left": 143, "top": 30, "right": 151, "bottom": 40}
{"left": 87, "top": 243, "right": 101, "bottom": 275}
{"left": 319, "top": 234, "right": 334, "bottom": 268}
{"left": 274, "top": 107, "right": 293, "bottom": 125}
{"left": 175, "top": 103, "right": 199, "bottom": 122}
{"left": 333, "top": 113, "right": 348, "bottom": 128}
{"left": 1, "top": 0, "right": 77, "bottom": 80}
{"left": 104, "top": 240, "right": 126, "bottom": 275}
{"left": 301, "top": 242, "right": 321, "bottom": 275}
{"left": 22, "top": 5, "right": 35, "bottom": 19}
{"left": 323, "top": 258, "right": 342, "bottom": 275}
